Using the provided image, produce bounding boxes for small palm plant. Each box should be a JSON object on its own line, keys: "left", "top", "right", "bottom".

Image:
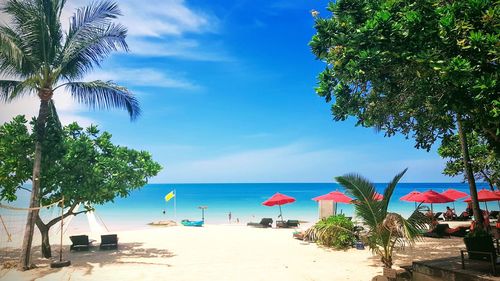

{"left": 336, "top": 169, "right": 428, "bottom": 269}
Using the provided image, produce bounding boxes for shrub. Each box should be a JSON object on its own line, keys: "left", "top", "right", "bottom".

{"left": 305, "top": 214, "right": 355, "bottom": 249}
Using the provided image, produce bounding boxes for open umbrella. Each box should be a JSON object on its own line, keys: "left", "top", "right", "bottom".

{"left": 262, "top": 193, "right": 296, "bottom": 219}
{"left": 312, "top": 191, "right": 352, "bottom": 215}
{"left": 441, "top": 189, "right": 468, "bottom": 211}
{"left": 412, "top": 190, "right": 454, "bottom": 214}
{"left": 400, "top": 191, "right": 421, "bottom": 208}
{"left": 463, "top": 189, "right": 500, "bottom": 211}
{"left": 373, "top": 192, "right": 384, "bottom": 201}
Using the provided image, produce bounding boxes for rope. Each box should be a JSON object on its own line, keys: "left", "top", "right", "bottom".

{"left": 0, "top": 215, "right": 12, "bottom": 242}
{"left": 95, "top": 211, "right": 110, "bottom": 232}
{"left": 0, "top": 199, "right": 62, "bottom": 211}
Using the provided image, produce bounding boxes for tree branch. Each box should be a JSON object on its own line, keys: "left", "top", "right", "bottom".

{"left": 46, "top": 202, "right": 79, "bottom": 228}
{"left": 18, "top": 186, "right": 31, "bottom": 193}
{"left": 479, "top": 170, "right": 494, "bottom": 190}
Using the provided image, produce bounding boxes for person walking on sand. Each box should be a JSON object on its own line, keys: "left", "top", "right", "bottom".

{"left": 228, "top": 211, "right": 232, "bottom": 223}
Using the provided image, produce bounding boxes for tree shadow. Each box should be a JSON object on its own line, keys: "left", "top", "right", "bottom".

{"left": 1, "top": 242, "right": 176, "bottom": 279}
{"left": 368, "top": 237, "right": 465, "bottom": 268}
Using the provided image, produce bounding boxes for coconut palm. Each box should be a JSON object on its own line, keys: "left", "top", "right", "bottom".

{"left": 336, "top": 169, "right": 428, "bottom": 269}
{"left": 0, "top": 0, "right": 139, "bottom": 269}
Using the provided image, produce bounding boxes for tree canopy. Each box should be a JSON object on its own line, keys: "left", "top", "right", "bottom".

{"left": 310, "top": 0, "right": 499, "bottom": 153}
{"left": 438, "top": 132, "right": 500, "bottom": 190}
{"left": 0, "top": 116, "right": 162, "bottom": 257}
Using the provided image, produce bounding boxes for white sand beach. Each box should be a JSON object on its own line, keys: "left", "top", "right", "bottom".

{"left": 0, "top": 224, "right": 465, "bottom": 281}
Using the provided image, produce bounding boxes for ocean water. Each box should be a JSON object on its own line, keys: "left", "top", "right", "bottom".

{"left": 2, "top": 182, "right": 493, "bottom": 234}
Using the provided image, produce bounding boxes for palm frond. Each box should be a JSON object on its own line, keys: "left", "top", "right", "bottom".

{"left": 59, "top": 1, "right": 126, "bottom": 79}
{"left": 0, "top": 26, "right": 33, "bottom": 76}
{"left": 381, "top": 168, "right": 408, "bottom": 214}
{"left": 336, "top": 173, "right": 382, "bottom": 229}
{"left": 0, "top": 79, "right": 35, "bottom": 102}
{"left": 65, "top": 80, "right": 140, "bottom": 120}
{"left": 3, "top": 0, "right": 62, "bottom": 67}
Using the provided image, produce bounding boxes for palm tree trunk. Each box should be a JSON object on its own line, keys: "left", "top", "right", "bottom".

{"left": 19, "top": 97, "right": 50, "bottom": 270}
{"left": 457, "top": 117, "right": 482, "bottom": 228}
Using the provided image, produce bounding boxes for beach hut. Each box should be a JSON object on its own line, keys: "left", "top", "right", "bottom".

{"left": 312, "top": 191, "right": 352, "bottom": 218}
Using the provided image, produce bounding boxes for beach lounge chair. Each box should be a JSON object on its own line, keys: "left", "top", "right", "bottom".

{"left": 100, "top": 234, "right": 118, "bottom": 250}
{"left": 276, "top": 220, "right": 300, "bottom": 228}
{"left": 247, "top": 218, "right": 273, "bottom": 228}
{"left": 490, "top": 211, "right": 499, "bottom": 220}
{"left": 70, "top": 235, "right": 91, "bottom": 251}
{"left": 423, "top": 224, "right": 451, "bottom": 238}
{"left": 433, "top": 212, "right": 443, "bottom": 221}
{"left": 456, "top": 212, "right": 471, "bottom": 221}
{"left": 461, "top": 237, "right": 499, "bottom": 275}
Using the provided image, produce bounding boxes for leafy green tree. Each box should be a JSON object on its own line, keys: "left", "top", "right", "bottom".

{"left": 336, "top": 169, "right": 428, "bottom": 269}
{"left": 0, "top": 0, "right": 139, "bottom": 269}
{"left": 310, "top": 0, "right": 499, "bottom": 226}
{"left": 439, "top": 132, "right": 500, "bottom": 190}
{"left": 0, "top": 116, "right": 162, "bottom": 258}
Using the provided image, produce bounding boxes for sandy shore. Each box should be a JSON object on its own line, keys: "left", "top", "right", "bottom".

{"left": 0, "top": 224, "right": 465, "bottom": 281}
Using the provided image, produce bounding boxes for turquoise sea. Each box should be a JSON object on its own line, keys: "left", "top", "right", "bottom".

{"left": 5, "top": 182, "right": 493, "bottom": 233}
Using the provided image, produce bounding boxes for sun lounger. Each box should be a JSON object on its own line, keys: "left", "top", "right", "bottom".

{"left": 455, "top": 212, "right": 471, "bottom": 221}
{"left": 461, "top": 237, "right": 499, "bottom": 275}
{"left": 433, "top": 212, "right": 443, "bottom": 221}
{"left": 70, "top": 235, "right": 91, "bottom": 251}
{"left": 423, "top": 224, "right": 451, "bottom": 238}
{"left": 247, "top": 218, "right": 273, "bottom": 228}
{"left": 276, "top": 220, "right": 300, "bottom": 228}
{"left": 100, "top": 234, "right": 118, "bottom": 250}
{"left": 490, "top": 211, "right": 499, "bottom": 219}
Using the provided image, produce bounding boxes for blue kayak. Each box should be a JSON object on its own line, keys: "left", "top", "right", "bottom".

{"left": 181, "top": 220, "right": 204, "bottom": 227}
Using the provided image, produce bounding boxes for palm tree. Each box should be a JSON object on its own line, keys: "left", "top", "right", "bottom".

{"left": 0, "top": 0, "right": 139, "bottom": 270}
{"left": 336, "top": 169, "right": 428, "bottom": 269}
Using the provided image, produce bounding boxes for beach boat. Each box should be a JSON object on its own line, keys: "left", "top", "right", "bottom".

{"left": 181, "top": 219, "right": 204, "bottom": 227}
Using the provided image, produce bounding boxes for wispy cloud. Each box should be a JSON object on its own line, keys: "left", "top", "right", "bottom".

{"left": 150, "top": 141, "right": 452, "bottom": 183}
{"left": 62, "top": 0, "right": 227, "bottom": 61}
{"left": 86, "top": 68, "right": 199, "bottom": 90}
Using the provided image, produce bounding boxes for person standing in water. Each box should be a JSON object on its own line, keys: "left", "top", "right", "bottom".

{"left": 228, "top": 211, "right": 232, "bottom": 223}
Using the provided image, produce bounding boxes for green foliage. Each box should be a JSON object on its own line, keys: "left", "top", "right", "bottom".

{"left": 305, "top": 214, "right": 355, "bottom": 249}
{"left": 438, "top": 131, "right": 500, "bottom": 189}
{"left": 311, "top": 0, "right": 500, "bottom": 154}
{"left": 0, "top": 116, "right": 162, "bottom": 209}
{"left": 336, "top": 169, "right": 428, "bottom": 268}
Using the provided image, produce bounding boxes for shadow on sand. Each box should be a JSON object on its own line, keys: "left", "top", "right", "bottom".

{"left": 1, "top": 242, "right": 176, "bottom": 278}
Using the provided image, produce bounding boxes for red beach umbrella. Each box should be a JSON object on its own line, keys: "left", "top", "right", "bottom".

{"left": 312, "top": 191, "right": 352, "bottom": 203}
{"left": 464, "top": 189, "right": 500, "bottom": 202}
{"left": 412, "top": 190, "right": 454, "bottom": 214}
{"left": 441, "top": 189, "right": 468, "bottom": 200}
{"left": 441, "top": 189, "right": 468, "bottom": 211}
{"left": 400, "top": 191, "right": 421, "bottom": 202}
{"left": 400, "top": 191, "right": 421, "bottom": 209}
{"left": 463, "top": 189, "right": 500, "bottom": 211}
{"left": 312, "top": 191, "right": 352, "bottom": 215}
{"left": 262, "top": 193, "right": 296, "bottom": 219}
{"left": 373, "top": 192, "right": 384, "bottom": 201}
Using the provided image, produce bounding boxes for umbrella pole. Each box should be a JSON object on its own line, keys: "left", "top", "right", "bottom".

{"left": 485, "top": 202, "right": 488, "bottom": 213}
{"left": 431, "top": 203, "right": 433, "bottom": 215}
{"left": 279, "top": 205, "right": 283, "bottom": 221}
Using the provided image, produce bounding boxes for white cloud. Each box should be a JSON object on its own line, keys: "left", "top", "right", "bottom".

{"left": 149, "top": 142, "right": 453, "bottom": 184}
{"left": 86, "top": 68, "right": 198, "bottom": 90}
{"left": 61, "top": 0, "right": 225, "bottom": 60}
{"left": 0, "top": 90, "right": 94, "bottom": 127}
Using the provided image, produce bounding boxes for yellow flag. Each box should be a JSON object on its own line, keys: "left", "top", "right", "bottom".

{"left": 165, "top": 191, "right": 175, "bottom": 202}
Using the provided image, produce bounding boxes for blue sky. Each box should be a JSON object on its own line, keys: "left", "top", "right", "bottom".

{"left": 0, "top": 0, "right": 459, "bottom": 183}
